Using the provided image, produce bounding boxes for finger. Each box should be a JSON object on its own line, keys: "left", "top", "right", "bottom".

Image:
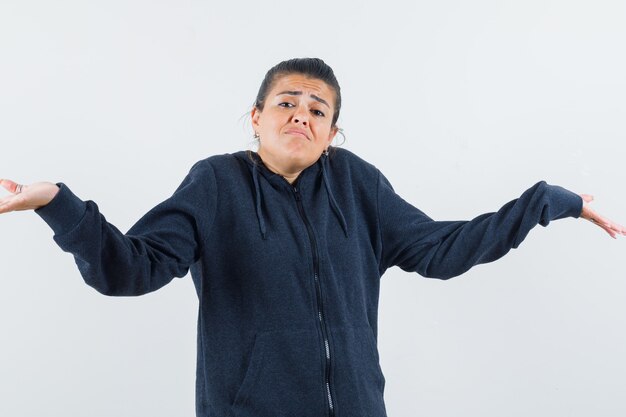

{"left": 0, "top": 194, "right": 12, "bottom": 205}
{"left": 610, "top": 222, "right": 626, "bottom": 236}
{"left": 0, "top": 195, "right": 21, "bottom": 214}
{"left": 580, "top": 194, "right": 594, "bottom": 203}
{"left": 0, "top": 179, "right": 22, "bottom": 194}
{"left": 0, "top": 178, "right": 10, "bottom": 190}
{"left": 584, "top": 217, "right": 610, "bottom": 237}
{"left": 586, "top": 216, "right": 616, "bottom": 238}
{"left": 589, "top": 214, "right": 624, "bottom": 239}
{"left": 600, "top": 223, "right": 618, "bottom": 239}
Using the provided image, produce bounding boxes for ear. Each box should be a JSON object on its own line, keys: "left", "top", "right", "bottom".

{"left": 251, "top": 107, "right": 261, "bottom": 130}
{"left": 327, "top": 125, "right": 339, "bottom": 145}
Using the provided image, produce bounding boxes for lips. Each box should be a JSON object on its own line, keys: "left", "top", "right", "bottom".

{"left": 285, "top": 129, "right": 310, "bottom": 140}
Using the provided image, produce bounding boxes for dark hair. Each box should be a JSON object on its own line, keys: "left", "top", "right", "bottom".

{"left": 254, "top": 57, "right": 342, "bottom": 127}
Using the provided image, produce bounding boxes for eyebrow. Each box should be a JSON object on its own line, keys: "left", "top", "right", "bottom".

{"left": 275, "top": 90, "right": 330, "bottom": 108}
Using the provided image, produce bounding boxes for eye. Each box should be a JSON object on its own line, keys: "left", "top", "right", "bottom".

{"left": 312, "top": 109, "right": 325, "bottom": 117}
{"left": 278, "top": 102, "right": 294, "bottom": 108}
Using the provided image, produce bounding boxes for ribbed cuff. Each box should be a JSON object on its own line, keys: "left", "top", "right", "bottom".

{"left": 547, "top": 183, "right": 584, "bottom": 219}
{"left": 34, "top": 182, "right": 87, "bottom": 235}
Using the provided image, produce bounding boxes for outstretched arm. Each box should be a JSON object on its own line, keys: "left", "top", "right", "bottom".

{"left": 377, "top": 172, "right": 624, "bottom": 279}
{"left": 1, "top": 161, "right": 217, "bottom": 296}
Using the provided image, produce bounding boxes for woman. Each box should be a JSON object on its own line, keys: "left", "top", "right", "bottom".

{"left": 0, "top": 58, "right": 624, "bottom": 417}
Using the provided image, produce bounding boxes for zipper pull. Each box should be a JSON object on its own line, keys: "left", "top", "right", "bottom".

{"left": 293, "top": 186, "right": 301, "bottom": 201}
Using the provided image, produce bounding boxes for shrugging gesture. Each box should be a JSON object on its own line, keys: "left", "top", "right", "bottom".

{"left": 1, "top": 179, "right": 624, "bottom": 240}
{"left": 3, "top": 57, "right": 625, "bottom": 417}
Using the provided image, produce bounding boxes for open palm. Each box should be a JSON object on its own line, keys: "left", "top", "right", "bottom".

{"left": 0, "top": 179, "right": 60, "bottom": 213}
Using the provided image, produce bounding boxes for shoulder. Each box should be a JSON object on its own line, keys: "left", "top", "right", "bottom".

{"left": 324, "top": 148, "right": 382, "bottom": 201}
{"left": 187, "top": 151, "right": 250, "bottom": 176}
{"left": 327, "top": 146, "right": 380, "bottom": 183}
{"left": 169, "top": 153, "right": 247, "bottom": 194}
{"left": 190, "top": 152, "right": 240, "bottom": 168}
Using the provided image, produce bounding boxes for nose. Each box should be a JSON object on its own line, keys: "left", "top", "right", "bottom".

{"left": 292, "top": 104, "right": 309, "bottom": 126}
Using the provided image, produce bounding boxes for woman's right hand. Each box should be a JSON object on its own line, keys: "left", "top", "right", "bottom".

{"left": 0, "top": 179, "right": 60, "bottom": 214}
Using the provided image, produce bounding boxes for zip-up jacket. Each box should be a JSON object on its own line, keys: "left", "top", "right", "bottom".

{"left": 34, "top": 147, "right": 583, "bottom": 417}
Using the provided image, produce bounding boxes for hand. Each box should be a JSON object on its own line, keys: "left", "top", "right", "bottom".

{"left": 580, "top": 194, "right": 626, "bottom": 239}
{"left": 0, "top": 179, "right": 60, "bottom": 214}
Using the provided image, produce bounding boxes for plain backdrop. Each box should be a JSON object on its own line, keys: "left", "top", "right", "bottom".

{"left": 1, "top": 1, "right": 625, "bottom": 416}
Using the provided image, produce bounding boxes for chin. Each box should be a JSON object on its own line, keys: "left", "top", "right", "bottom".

{"left": 282, "top": 143, "right": 311, "bottom": 157}
{"left": 282, "top": 149, "right": 318, "bottom": 169}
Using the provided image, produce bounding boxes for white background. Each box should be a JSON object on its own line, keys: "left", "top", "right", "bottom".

{"left": 1, "top": 1, "right": 625, "bottom": 416}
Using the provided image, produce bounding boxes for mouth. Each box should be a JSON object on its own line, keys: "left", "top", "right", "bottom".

{"left": 284, "top": 130, "right": 310, "bottom": 140}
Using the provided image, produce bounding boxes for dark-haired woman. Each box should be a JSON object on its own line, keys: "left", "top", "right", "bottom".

{"left": 1, "top": 58, "right": 624, "bottom": 417}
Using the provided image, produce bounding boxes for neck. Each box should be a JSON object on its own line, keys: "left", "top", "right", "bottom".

{"left": 256, "top": 150, "right": 304, "bottom": 184}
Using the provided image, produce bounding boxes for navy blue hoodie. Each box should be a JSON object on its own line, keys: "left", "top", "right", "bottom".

{"left": 35, "top": 148, "right": 583, "bottom": 417}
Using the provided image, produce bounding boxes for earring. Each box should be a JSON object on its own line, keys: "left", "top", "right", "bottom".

{"left": 322, "top": 148, "right": 329, "bottom": 156}
{"left": 253, "top": 132, "right": 260, "bottom": 140}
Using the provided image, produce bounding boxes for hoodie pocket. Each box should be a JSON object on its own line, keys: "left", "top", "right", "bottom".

{"left": 230, "top": 328, "right": 327, "bottom": 417}
{"left": 329, "top": 325, "right": 387, "bottom": 417}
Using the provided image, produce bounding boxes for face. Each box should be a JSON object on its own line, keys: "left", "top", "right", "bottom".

{"left": 251, "top": 73, "right": 338, "bottom": 175}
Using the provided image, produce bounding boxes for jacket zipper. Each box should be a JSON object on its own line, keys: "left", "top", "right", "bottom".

{"left": 291, "top": 183, "right": 335, "bottom": 417}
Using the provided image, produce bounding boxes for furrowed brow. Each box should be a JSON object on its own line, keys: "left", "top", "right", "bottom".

{"left": 311, "top": 94, "right": 330, "bottom": 108}
{"left": 276, "top": 90, "right": 330, "bottom": 108}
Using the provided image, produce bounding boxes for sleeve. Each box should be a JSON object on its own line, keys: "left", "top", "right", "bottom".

{"left": 376, "top": 171, "right": 583, "bottom": 279}
{"left": 34, "top": 160, "right": 218, "bottom": 296}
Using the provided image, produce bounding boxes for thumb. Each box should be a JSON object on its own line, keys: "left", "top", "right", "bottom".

{"left": 0, "top": 179, "right": 23, "bottom": 194}
{"left": 580, "top": 194, "right": 594, "bottom": 203}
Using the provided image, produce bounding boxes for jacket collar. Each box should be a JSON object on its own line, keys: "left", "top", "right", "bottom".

{"left": 235, "top": 150, "right": 348, "bottom": 240}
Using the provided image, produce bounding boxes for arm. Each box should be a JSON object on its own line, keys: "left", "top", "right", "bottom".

{"left": 377, "top": 172, "right": 584, "bottom": 279}
{"left": 30, "top": 160, "right": 217, "bottom": 296}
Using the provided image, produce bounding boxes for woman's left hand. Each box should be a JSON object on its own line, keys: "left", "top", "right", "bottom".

{"left": 580, "top": 194, "right": 626, "bottom": 239}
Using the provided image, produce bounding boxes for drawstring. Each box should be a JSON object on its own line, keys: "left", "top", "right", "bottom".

{"left": 250, "top": 152, "right": 348, "bottom": 239}
{"left": 252, "top": 165, "right": 267, "bottom": 240}
{"left": 320, "top": 153, "right": 349, "bottom": 238}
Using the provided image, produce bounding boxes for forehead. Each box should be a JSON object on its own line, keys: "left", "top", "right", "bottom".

{"left": 269, "top": 74, "right": 334, "bottom": 102}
